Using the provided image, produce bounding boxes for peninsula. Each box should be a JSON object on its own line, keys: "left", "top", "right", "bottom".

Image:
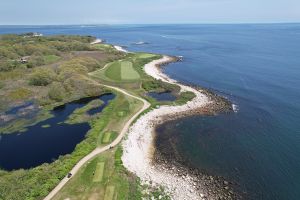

{"left": 0, "top": 34, "right": 233, "bottom": 200}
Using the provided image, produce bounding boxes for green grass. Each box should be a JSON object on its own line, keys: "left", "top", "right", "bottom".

{"left": 93, "top": 162, "right": 105, "bottom": 182}
{"left": 43, "top": 55, "right": 61, "bottom": 64}
{"left": 52, "top": 146, "right": 170, "bottom": 200}
{"left": 117, "top": 111, "right": 125, "bottom": 117}
{"left": 137, "top": 53, "right": 157, "bottom": 59}
{"left": 47, "top": 92, "right": 144, "bottom": 200}
{"left": 105, "top": 61, "right": 121, "bottom": 81}
{"left": 114, "top": 146, "right": 123, "bottom": 171}
{"left": 175, "top": 91, "right": 196, "bottom": 105}
{"left": 120, "top": 61, "right": 140, "bottom": 80}
{"left": 52, "top": 147, "right": 143, "bottom": 200}
{"left": 95, "top": 94, "right": 142, "bottom": 146}
{"left": 102, "top": 60, "right": 140, "bottom": 82}
{"left": 102, "top": 132, "right": 112, "bottom": 143}
{"left": 104, "top": 186, "right": 115, "bottom": 200}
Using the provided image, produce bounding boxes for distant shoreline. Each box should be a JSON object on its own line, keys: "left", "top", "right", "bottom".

{"left": 90, "top": 38, "right": 103, "bottom": 44}
{"left": 113, "top": 45, "right": 129, "bottom": 53}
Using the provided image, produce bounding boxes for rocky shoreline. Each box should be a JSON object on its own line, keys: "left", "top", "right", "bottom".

{"left": 151, "top": 80, "right": 242, "bottom": 199}
{"left": 122, "top": 55, "right": 241, "bottom": 200}
{"left": 152, "top": 97, "right": 243, "bottom": 200}
{"left": 153, "top": 153, "right": 242, "bottom": 200}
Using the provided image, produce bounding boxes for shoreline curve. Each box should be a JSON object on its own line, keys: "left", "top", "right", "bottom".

{"left": 122, "top": 56, "right": 212, "bottom": 200}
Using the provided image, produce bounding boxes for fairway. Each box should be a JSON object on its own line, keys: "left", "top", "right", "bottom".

{"left": 104, "top": 60, "right": 140, "bottom": 81}
{"left": 102, "top": 132, "right": 112, "bottom": 143}
{"left": 93, "top": 162, "right": 105, "bottom": 182}
{"left": 104, "top": 186, "right": 115, "bottom": 200}
{"left": 137, "top": 53, "right": 156, "bottom": 58}
{"left": 120, "top": 61, "right": 140, "bottom": 80}
{"left": 105, "top": 62, "right": 121, "bottom": 80}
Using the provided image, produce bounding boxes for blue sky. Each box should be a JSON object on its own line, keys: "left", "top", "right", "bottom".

{"left": 0, "top": 0, "right": 299, "bottom": 25}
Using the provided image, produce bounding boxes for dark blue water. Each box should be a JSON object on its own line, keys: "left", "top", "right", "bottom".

{"left": 4, "top": 101, "right": 34, "bottom": 115}
{"left": 87, "top": 94, "right": 115, "bottom": 115}
{"left": 0, "top": 24, "right": 300, "bottom": 199}
{"left": 147, "top": 91, "right": 176, "bottom": 101}
{"left": 0, "top": 94, "right": 115, "bottom": 170}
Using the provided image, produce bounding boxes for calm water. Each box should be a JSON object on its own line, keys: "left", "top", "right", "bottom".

{"left": 87, "top": 94, "right": 116, "bottom": 115}
{"left": 0, "top": 24, "right": 300, "bottom": 199}
{"left": 0, "top": 94, "right": 115, "bottom": 170}
{"left": 147, "top": 91, "right": 176, "bottom": 101}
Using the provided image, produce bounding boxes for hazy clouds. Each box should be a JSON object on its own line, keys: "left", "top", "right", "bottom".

{"left": 0, "top": 0, "right": 299, "bottom": 24}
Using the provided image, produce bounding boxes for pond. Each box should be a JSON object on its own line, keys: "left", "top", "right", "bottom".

{"left": 147, "top": 91, "right": 176, "bottom": 101}
{"left": 0, "top": 93, "right": 115, "bottom": 171}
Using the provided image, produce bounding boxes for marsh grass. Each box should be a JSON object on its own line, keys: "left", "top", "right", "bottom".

{"left": 8, "top": 88, "right": 32, "bottom": 100}
{"left": 65, "top": 99, "right": 104, "bottom": 124}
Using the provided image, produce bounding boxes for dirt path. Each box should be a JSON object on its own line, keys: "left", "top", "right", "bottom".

{"left": 43, "top": 81, "right": 150, "bottom": 200}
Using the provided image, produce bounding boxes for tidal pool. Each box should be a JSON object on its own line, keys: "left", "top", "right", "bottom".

{"left": 147, "top": 91, "right": 176, "bottom": 101}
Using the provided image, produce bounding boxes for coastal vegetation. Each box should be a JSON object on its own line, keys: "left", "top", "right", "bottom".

{"left": 0, "top": 34, "right": 95, "bottom": 72}
{"left": 0, "top": 34, "right": 123, "bottom": 111}
{"left": 0, "top": 34, "right": 195, "bottom": 200}
{"left": 65, "top": 99, "right": 104, "bottom": 124}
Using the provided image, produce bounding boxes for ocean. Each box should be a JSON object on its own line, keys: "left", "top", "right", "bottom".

{"left": 1, "top": 24, "right": 300, "bottom": 199}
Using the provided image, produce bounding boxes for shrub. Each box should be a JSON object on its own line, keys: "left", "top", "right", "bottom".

{"left": 26, "top": 54, "right": 45, "bottom": 68}
{"left": 142, "top": 79, "right": 180, "bottom": 93}
{"left": 70, "top": 57, "right": 100, "bottom": 71}
{"left": 0, "top": 60, "right": 20, "bottom": 72}
{"left": 0, "top": 47, "right": 18, "bottom": 59}
{"left": 48, "top": 82, "right": 66, "bottom": 102}
{"left": 57, "top": 62, "right": 88, "bottom": 80}
{"left": 63, "top": 75, "right": 105, "bottom": 98}
{"left": 142, "top": 80, "right": 162, "bottom": 91}
{"left": 29, "top": 68, "right": 56, "bottom": 86}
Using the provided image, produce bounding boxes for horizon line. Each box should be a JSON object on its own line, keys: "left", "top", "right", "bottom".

{"left": 1, "top": 22, "right": 300, "bottom": 26}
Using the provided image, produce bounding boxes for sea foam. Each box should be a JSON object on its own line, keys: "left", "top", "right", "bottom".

{"left": 232, "top": 104, "right": 239, "bottom": 113}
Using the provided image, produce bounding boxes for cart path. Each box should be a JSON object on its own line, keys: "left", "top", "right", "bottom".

{"left": 44, "top": 82, "right": 150, "bottom": 200}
